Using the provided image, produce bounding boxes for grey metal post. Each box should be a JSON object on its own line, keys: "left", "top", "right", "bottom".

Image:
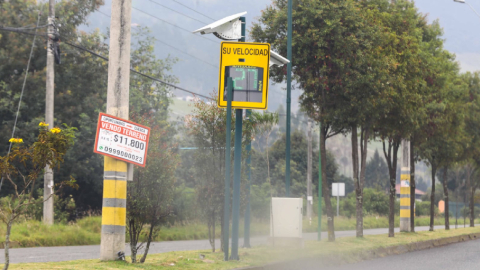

{"left": 100, "top": 0, "right": 133, "bottom": 261}
{"left": 43, "top": 0, "right": 56, "bottom": 225}
{"left": 285, "top": 0, "right": 293, "bottom": 197}
{"left": 243, "top": 109, "right": 252, "bottom": 248}
{"left": 307, "top": 120, "right": 312, "bottom": 220}
{"left": 223, "top": 78, "right": 233, "bottom": 261}
{"left": 230, "top": 109, "right": 243, "bottom": 260}
{"left": 337, "top": 194, "right": 339, "bottom": 217}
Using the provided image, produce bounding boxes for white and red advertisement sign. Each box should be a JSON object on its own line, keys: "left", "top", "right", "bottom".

{"left": 94, "top": 113, "right": 150, "bottom": 167}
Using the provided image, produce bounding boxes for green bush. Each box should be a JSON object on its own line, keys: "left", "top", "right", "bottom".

{"left": 25, "top": 189, "right": 76, "bottom": 223}
{"left": 415, "top": 201, "right": 439, "bottom": 216}
{"left": 337, "top": 188, "right": 390, "bottom": 217}
{"left": 250, "top": 183, "right": 271, "bottom": 221}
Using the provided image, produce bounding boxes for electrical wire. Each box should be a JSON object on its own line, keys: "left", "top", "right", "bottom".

{"left": 131, "top": 6, "right": 219, "bottom": 44}
{"left": 147, "top": 0, "right": 208, "bottom": 24}
{"left": 168, "top": 0, "right": 216, "bottom": 21}
{"left": 62, "top": 41, "right": 213, "bottom": 100}
{"left": 94, "top": 11, "right": 218, "bottom": 69}
{"left": 0, "top": 11, "right": 42, "bottom": 192}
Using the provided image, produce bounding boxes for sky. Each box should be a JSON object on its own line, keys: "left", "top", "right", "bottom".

{"left": 81, "top": 0, "right": 480, "bottom": 112}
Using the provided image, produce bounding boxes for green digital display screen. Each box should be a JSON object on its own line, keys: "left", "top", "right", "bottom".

{"left": 224, "top": 66, "right": 264, "bottom": 103}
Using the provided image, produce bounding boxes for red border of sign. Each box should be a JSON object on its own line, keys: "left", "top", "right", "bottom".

{"left": 94, "top": 112, "right": 151, "bottom": 167}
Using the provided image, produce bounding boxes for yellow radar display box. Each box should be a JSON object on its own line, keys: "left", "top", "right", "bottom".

{"left": 218, "top": 42, "right": 270, "bottom": 110}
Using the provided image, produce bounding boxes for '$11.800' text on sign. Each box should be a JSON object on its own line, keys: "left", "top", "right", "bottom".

{"left": 95, "top": 114, "right": 149, "bottom": 166}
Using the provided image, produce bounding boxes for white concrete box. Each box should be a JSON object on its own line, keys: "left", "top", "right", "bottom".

{"left": 270, "top": 197, "right": 303, "bottom": 238}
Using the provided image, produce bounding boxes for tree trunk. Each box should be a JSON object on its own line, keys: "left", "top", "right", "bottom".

{"left": 351, "top": 125, "right": 368, "bottom": 238}
{"left": 470, "top": 185, "right": 476, "bottom": 227}
{"left": 207, "top": 211, "right": 215, "bottom": 252}
{"left": 410, "top": 138, "right": 415, "bottom": 232}
{"left": 359, "top": 126, "right": 369, "bottom": 237}
{"left": 383, "top": 138, "right": 400, "bottom": 238}
{"left": 307, "top": 120, "right": 313, "bottom": 220}
{"left": 351, "top": 127, "right": 360, "bottom": 237}
{"left": 129, "top": 219, "right": 138, "bottom": 263}
{"left": 429, "top": 162, "right": 437, "bottom": 231}
{"left": 139, "top": 222, "right": 155, "bottom": 263}
{"left": 442, "top": 167, "right": 449, "bottom": 230}
{"left": 321, "top": 126, "right": 335, "bottom": 241}
{"left": 3, "top": 220, "right": 12, "bottom": 270}
{"left": 220, "top": 208, "right": 224, "bottom": 251}
{"left": 266, "top": 136, "right": 270, "bottom": 181}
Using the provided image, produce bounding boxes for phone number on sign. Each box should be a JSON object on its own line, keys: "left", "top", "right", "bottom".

{"left": 102, "top": 146, "right": 143, "bottom": 163}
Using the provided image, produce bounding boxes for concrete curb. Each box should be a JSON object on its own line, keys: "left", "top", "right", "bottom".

{"left": 238, "top": 232, "right": 480, "bottom": 270}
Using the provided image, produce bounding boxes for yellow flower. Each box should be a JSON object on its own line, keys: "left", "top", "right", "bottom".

{"left": 39, "top": 122, "right": 49, "bottom": 127}
{"left": 50, "top": 128, "right": 61, "bottom": 134}
{"left": 9, "top": 138, "right": 23, "bottom": 143}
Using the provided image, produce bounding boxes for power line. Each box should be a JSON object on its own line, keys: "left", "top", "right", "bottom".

{"left": 131, "top": 6, "right": 218, "bottom": 44}
{"left": 147, "top": 0, "right": 208, "bottom": 24}
{"left": 0, "top": 26, "right": 296, "bottom": 118}
{"left": 154, "top": 38, "right": 218, "bottom": 68}
{"left": 0, "top": 11, "right": 42, "bottom": 192}
{"left": 95, "top": 10, "right": 218, "bottom": 70}
{"left": 62, "top": 41, "right": 212, "bottom": 100}
{"left": 168, "top": 0, "right": 216, "bottom": 21}
{"left": 96, "top": 9, "right": 111, "bottom": 19}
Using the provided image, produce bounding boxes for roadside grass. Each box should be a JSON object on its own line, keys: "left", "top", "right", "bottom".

{"left": 6, "top": 226, "right": 480, "bottom": 270}
{"left": 1, "top": 215, "right": 478, "bottom": 248}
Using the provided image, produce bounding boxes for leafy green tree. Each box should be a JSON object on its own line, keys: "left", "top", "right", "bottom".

{"left": 365, "top": 150, "right": 389, "bottom": 191}
{"left": 251, "top": 111, "right": 279, "bottom": 183}
{"left": 185, "top": 93, "right": 233, "bottom": 252}
{"left": 461, "top": 71, "right": 480, "bottom": 227}
{"left": 126, "top": 114, "right": 178, "bottom": 263}
{"left": 252, "top": 0, "right": 381, "bottom": 241}
{"left": 0, "top": 123, "right": 76, "bottom": 269}
{"left": 1, "top": 1, "right": 177, "bottom": 211}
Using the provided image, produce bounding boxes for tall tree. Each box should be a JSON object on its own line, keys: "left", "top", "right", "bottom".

{"left": 126, "top": 114, "right": 178, "bottom": 263}
{"left": 251, "top": 0, "right": 386, "bottom": 241}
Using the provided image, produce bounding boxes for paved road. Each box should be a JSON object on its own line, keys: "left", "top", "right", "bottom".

{"left": 0, "top": 225, "right": 464, "bottom": 264}
{"left": 315, "top": 237, "right": 480, "bottom": 270}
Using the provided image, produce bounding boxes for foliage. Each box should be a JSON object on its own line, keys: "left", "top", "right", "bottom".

{"left": 24, "top": 189, "right": 76, "bottom": 223}
{"left": 365, "top": 150, "right": 389, "bottom": 191}
{"left": 415, "top": 201, "right": 439, "bottom": 217}
{"left": 251, "top": 111, "right": 279, "bottom": 183}
{"left": 126, "top": 114, "right": 179, "bottom": 263}
{"left": 342, "top": 188, "right": 390, "bottom": 218}
{"left": 0, "top": 123, "right": 76, "bottom": 269}
{"left": 185, "top": 93, "right": 232, "bottom": 252}
{"left": 0, "top": 1, "right": 177, "bottom": 212}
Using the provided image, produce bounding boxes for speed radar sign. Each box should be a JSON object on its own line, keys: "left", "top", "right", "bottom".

{"left": 94, "top": 113, "right": 151, "bottom": 167}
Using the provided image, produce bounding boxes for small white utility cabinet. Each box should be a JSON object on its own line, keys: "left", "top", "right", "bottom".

{"left": 270, "top": 197, "right": 303, "bottom": 239}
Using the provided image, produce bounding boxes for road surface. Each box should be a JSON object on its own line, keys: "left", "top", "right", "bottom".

{"left": 0, "top": 225, "right": 469, "bottom": 264}
{"left": 298, "top": 236, "right": 480, "bottom": 270}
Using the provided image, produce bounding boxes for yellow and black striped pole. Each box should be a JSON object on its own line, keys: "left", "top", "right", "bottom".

{"left": 100, "top": 0, "right": 133, "bottom": 260}
{"left": 400, "top": 167, "right": 411, "bottom": 231}
{"left": 100, "top": 157, "right": 127, "bottom": 259}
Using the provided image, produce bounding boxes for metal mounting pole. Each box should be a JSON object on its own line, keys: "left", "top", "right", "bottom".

{"left": 243, "top": 109, "right": 252, "bottom": 248}
{"left": 318, "top": 123, "right": 322, "bottom": 241}
{"left": 223, "top": 78, "right": 233, "bottom": 261}
{"left": 230, "top": 108, "right": 243, "bottom": 260}
{"left": 285, "top": 0, "right": 293, "bottom": 197}
{"left": 230, "top": 16, "right": 246, "bottom": 261}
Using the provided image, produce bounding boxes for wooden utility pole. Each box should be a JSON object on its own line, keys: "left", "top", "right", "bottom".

{"left": 100, "top": 0, "right": 133, "bottom": 260}
{"left": 43, "top": 0, "right": 55, "bottom": 225}
{"left": 306, "top": 120, "right": 313, "bottom": 220}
